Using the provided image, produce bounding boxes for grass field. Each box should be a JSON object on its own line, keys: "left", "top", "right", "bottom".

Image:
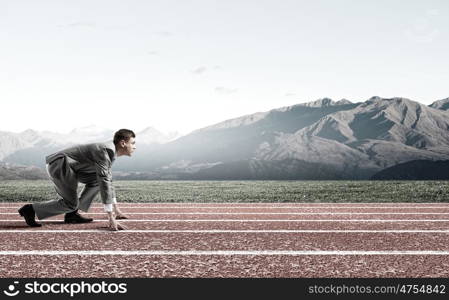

{"left": 0, "top": 180, "right": 448, "bottom": 203}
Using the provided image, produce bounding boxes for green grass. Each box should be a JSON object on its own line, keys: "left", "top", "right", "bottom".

{"left": 0, "top": 180, "right": 448, "bottom": 203}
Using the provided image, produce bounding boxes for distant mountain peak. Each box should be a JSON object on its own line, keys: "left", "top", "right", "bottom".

{"left": 139, "top": 126, "right": 163, "bottom": 134}
{"left": 21, "top": 129, "right": 38, "bottom": 134}
{"left": 19, "top": 129, "right": 40, "bottom": 141}
{"left": 301, "top": 98, "right": 334, "bottom": 107}
{"left": 364, "top": 97, "right": 424, "bottom": 110}
{"left": 336, "top": 99, "right": 352, "bottom": 105}
{"left": 368, "top": 96, "right": 383, "bottom": 101}
{"left": 196, "top": 111, "right": 269, "bottom": 132}
{"left": 429, "top": 97, "right": 449, "bottom": 111}
{"left": 70, "top": 125, "right": 110, "bottom": 134}
{"left": 137, "top": 127, "right": 182, "bottom": 143}
{"left": 300, "top": 98, "right": 352, "bottom": 108}
{"left": 367, "top": 96, "right": 414, "bottom": 103}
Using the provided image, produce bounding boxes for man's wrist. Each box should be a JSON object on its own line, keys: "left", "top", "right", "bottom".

{"left": 104, "top": 203, "right": 113, "bottom": 212}
{"left": 104, "top": 197, "right": 117, "bottom": 212}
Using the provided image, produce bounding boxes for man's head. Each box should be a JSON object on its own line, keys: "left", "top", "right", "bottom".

{"left": 113, "top": 129, "right": 136, "bottom": 157}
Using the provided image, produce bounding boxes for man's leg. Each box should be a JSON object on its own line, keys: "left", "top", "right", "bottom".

{"left": 32, "top": 157, "right": 79, "bottom": 220}
{"left": 78, "top": 183, "right": 99, "bottom": 212}
{"left": 60, "top": 177, "right": 99, "bottom": 223}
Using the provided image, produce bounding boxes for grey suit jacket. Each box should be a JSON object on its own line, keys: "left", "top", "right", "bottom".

{"left": 45, "top": 141, "right": 117, "bottom": 204}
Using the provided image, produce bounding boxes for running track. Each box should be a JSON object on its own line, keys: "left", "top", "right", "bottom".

{"left": 0, "top": 202, "right": 448, "bottom": 278}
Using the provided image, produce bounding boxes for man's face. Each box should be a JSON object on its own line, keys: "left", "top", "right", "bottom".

{"left": 122, "top": 137, "right": 136, "bottom": 156}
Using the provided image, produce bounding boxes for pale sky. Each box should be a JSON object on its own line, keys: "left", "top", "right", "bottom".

{"left": 1, "top": 0, "right": 448, "bottom": 135}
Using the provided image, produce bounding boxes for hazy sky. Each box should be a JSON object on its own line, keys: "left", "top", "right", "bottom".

{"left": 1, "top": 0, "right": 448, "bottom": 135}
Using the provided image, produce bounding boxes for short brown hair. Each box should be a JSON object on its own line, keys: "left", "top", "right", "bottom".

{"left": 113, "top": 129, "right": 136, "bottom": 146}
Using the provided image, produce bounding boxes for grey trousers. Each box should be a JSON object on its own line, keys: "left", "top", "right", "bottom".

{"left": 33, "top": 156, "right": 100, "bottom": 220}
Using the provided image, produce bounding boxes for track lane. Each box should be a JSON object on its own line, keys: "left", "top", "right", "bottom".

{"left": 2, "top": 220, "right": 449, "bottom": 230}
{"left": 0, "top": 255, "right": 448, "bottom": 277}
{"left": 0, "top": 232, "right": 448, "bottom": 251}
{"left": 3, "top": 207, "right": 449, "bottom": 213}
{"left": 1, "top": 202, "right": 448, "bottom": 277}
{"left": 2, "top": 214, "right": 449, "bottom": 220}
{"left": 2, "top": 202, "right": 449, "bottom": 206}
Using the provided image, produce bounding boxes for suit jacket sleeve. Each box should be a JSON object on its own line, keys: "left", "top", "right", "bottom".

{"left": 94, "top": 148, "right": 114, "bottom": 205}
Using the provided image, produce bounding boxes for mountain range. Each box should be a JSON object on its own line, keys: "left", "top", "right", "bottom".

{"left": 0, "top": 126, "right": 180, "bottom": 166}
{"left": 1, "top": 96, "right": 449, "bottom": 180}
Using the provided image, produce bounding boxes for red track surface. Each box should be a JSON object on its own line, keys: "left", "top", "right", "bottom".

{"left": 1, "top": 203, "right": 449, "bottom": 278}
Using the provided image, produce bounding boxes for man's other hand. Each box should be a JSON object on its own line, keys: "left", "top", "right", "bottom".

{"left": 108, "top": 218, "right": 128, "bottom": 231}
{"left": 107, "top": 212, "right": 128, "bottom": 231}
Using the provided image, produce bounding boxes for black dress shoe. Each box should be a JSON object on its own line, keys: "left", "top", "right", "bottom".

{"left": 18, "top": 204, "right": 42, "bottom": 227}
{"left": 64, "top": 210, "right": 93, "bottom": 223}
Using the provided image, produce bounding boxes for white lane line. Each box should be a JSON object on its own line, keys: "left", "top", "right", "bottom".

{"left": 3, "top": 212, "right": 449, "bottom": 215}
{"left": 1, "top": 230, "right": 449, "bottom": 233}
{"left": 2, "top": 206, "right": 449, "bottom": 209}
{"left": 0, "top": 250, "right": 448, "bottom": 256}
{"left": 0, "top": 201, "right": 449, "bottom": 207}
{"left": 3, "top": 219, "right": 449, "bottom": 222}
{"left": 2, "top": 203, "right": 449, "bottom": 208}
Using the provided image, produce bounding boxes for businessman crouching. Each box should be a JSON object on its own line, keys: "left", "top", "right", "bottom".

{"left": 19, "top": 129, "right": 136, "bottom": 231}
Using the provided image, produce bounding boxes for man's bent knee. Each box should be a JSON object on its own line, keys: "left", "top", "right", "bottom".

{"left": 61, "top": 199, "right": 79, "bottom": 211}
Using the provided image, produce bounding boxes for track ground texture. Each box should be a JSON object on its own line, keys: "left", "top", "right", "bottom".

{"left": 1, "top": 203, "right": 448, "bottom": 278}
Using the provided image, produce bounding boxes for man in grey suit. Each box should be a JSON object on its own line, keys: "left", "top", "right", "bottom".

{"left": 19, "top": 129, "right": 136, "bottom": 231}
